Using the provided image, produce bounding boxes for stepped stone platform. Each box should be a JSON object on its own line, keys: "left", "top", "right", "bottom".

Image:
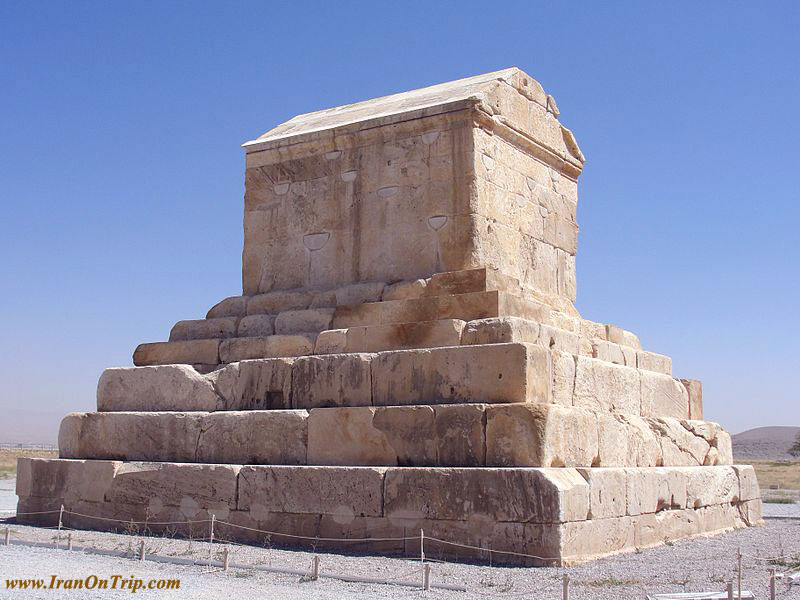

{"left": 18, "top": 67, "right": 761, "bottom": 564}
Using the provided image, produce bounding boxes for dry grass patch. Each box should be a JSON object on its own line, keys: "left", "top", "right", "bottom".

{"left": 743, "top": 459, "right": 800, "bottom": 491}
{"left": 0, "top": 449, "right": 58, "bottom": 479}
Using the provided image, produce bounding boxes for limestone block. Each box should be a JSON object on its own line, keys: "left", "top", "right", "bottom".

{"left": 685, "top": 466, "right": 738, "bottom": 508}
{"left": 680, "top": 420, "right": 732, "bottom": 465}
{"left": 169, "top": 318, "right": 238, "bottom": 342}
{"left": 425, "top": 268, "right": 519, "bottom": 297}
{"left": 382, "top": 279, "right": 427, "bottom": 301}
{"left": 737, "top": 498, "right": 762, "bottom": 526}
{"left": 334, "top": 282, "right": 385, "bottom": 305}
{"left": 733, "top": 465, "right": 761, "bottom": 502}
{"left": 307, "top": 404, "right": 484, "bottom": 467}
{"left": 16, "top": 457, "right": 117, "bottom": 503}
{"left": 573, "top": 356, "right": 640, "bottom": 416}
{"left": 591, "top": 340, "right": 625, "bottom": 365}
{"left": 580, "top": 320, "right": 607, "bottom": 341}
{"left": 308, "top": 406, "right": 431, "bottom": 466}
{"left": 210, "top": 358, "right": 294, "bottom": 410}
{"left": 60, "top": 411, "right": 307, "bottom": 465}
{"left": 237, "top": 314, "right": 276, "bottom": 338}
{"left": 345, "top": 319, "right": 464, "bottom": 353}
{"left": 460, "top": 317, "right": 540, "bottom": 346}
{"left": 617, "top": 414, "right": 662, "bottom": 467}
{"left": 486, "top": 404, "right": 597, "bottom": 468}
{"left": 97, "top": 365, "right": 222, "bottom": 412}
{"left": 207, "top": 296, "right": 248, "bottom": 319}
{"left": 551, "top": 350, "right": 576, "bottom": 406}
{"left": 371, "top": 343, "right": 550, "bottom": 406}
{"left": 384, "top": 467, "right": 588, "bottom": 524}
{"left": 310, "top": 290, "right": 337, "bottom": 308}
{"left": 605, "top": 325, "right": 641, "bottom": 350}
{"left": 650, "top": 418, "right": 710, "bottom": 466}
{"left": 238, "top": 465, "right": 385, "bottom": 517}
{"left": 680, "top": 378, "right": 703, "bottom": 420}
{"left": 640, "top": 371, "right": 689, "bottom": 420}
{"left": 595, "top": 412, "right": 631, "bottom": 466}
{"left": 219, "top": 335, "right": 314, "bottom": 363}
{"left": 247, "top": 290, "right": 313, "bottom": 315}
{"left": 433, "top": 404, "right": 486, "bottom": 466}
{"left": 317, "top": 516, "right": 406, "bottom": 554}
{"left": 275, "top": 308, "right": 335, "bottom": 334}
{"left": 637, "top": 351, "right": 672, "bottom": 375}
{"left": 196, "top": 411, "right": 307, "bottom": 465}
{"left": 104, "top": 462, "right": 239, "bottom": 509}
{"left": 539, "top": 325, "right": 580, "bottom": 354}
{"left": 292, "top": 353, "right": 372, "bottom": 409}
{"left": 314, "top": 329, "right": 347, "bottom": 354}
{"left": 559, "top": 517, "right": 636, "bottom": 562}
{"left": 133, "top": 339, "right": 220, "bottom": 367}
{"left": 625, "top": 467, "right": 688, "bottom": 516}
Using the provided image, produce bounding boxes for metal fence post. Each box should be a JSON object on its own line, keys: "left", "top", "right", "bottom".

{"left": 420, "top": 528, "right": 425, "bottom": 563}
{"left": 223, "top": 547, "right": 230, "bottom": 572}
{"left": 67, "top": 533, "right": 72, "bottom": 551}
{"left": 423, "top": 563, "right": 431, "bottom": 591}
{"left": 737, "top": 548, "right": 742, "bottom": 600}
{"left": 727, "top": 582, "right": 734, "bottom": 600}
{"left": 4, "top": 527, "right": 9, "bottom": 546}
{"left": 139, "top": 540, "right": 145, "bottom": 561}
{"left": 562, "top": 573, "right": 569, "bottom": 600}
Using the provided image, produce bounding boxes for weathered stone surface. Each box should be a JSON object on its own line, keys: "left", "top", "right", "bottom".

{"left": 314, "top": 329, "right": 347, "bottom": 354}
{"left": 640, "top": 371, "right": 689, "bottom": 420}
{"left": 371, "top": 343, "right": 550, "bottom": 406}
{"left": 686, "top": 466, "right": 738, "bottom": 508}
{"left": 307, "top": 404, "right": 484, "bottom": 467}
{"left": 133, "top": 339, "right": 220, "bottom": 367}
{"left": 573, "top": 356, "right": 640, "bottom": 416}
{"left": 169, "top": 318, "right": 238, "bottom": 342}
{"left": 207, "top": 296, "right": 248, "bottom": 319}
{"left": 16, "top": 457, "right": 117, "bottom": 503}
{"left": 97, "top": 365, "right": 221, "bottom": 412}
{"left": 461, "top": 317, "right": 540, "bottom": 346}
{"left": 292, "top": 353, "right": 372, "bottom": 409}
{"left": 345, "top": 319, "right": 464, "bottom": 353}
{"left": 219, "top": 335, "right": 314, "bottom": 362}
{"left": 577, "top": 468, "right": 627, "bottom": 519}
{"left": 382, "top": 279, "right": 427, "bottom": 301}
{"left": 334, "top": 282, "right": 385, "bottom": 305}
{"left": 591, "top": 339, "right": 626, "bottom": 366}
{"left": 237, "top": 314, "right": 275, "bottom": 338}
{"left": 59, "top": 411, "right": 308, "bottom": 465}
{"left": 551, "top": 350, "right": 576, "bottom": 406}
{"left": 733, "top": 465, "right": 760, "bottom": 502}
{"left": 680, "top": 378, "right": 704, "bottom": 420}
{"left": 486, "top": 404, "right": 597, "bottom": 468}
{"left": 211, "top": 358, "right": 294, "bottom": 410}
{"left": 425, "top": 268, "right": 519, "bottom": 297}
{"left": 238, "top": 465, "right": 385, "bottom": 516}
{"left": 637, "top": 351, "right": 672, "bottom": 375}
{"left": 275, "top": 308, "right": 335, "bottom": 335}
{"left": 605, "top": 325, "right": 641, "bottom": 350}
{"left": 384, "top": 467, "right": 589, "bottom": 524}
{"left": 247, "top": 290, "right": 313, "bottom": 315}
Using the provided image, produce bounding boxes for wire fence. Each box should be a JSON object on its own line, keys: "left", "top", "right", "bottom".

{"left": 1, "top": 505, "right": 798, "bottom": 598}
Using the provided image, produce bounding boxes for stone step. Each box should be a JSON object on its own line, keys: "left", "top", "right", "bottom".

{"left": 205, "top": 267, "right": 522, "bottom": 319}
{"left": 117, "top": 340, "right": 693, "bottom": 420}
{"left": 16, "top": 458, "right": 761, "bottom": 565}
{"left": 60, "top": 404, "right": 732, "bottom": 468}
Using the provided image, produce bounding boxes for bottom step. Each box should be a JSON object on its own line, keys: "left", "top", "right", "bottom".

{"left": 15, "top": 459, "right": 762, "bottom": 565}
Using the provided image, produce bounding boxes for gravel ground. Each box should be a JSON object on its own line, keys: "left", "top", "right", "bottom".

{"left": 764, "top": 502, "right": 800, "bottom": 518}
{"left": 1, "top": 519, "right": 799, "bottom": 599}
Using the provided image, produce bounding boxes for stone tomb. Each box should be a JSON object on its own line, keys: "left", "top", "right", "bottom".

{"left": 18, "top": 68, "right": 761, "bottom": 564}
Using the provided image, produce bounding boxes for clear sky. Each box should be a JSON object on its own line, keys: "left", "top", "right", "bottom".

{"left": 1, "top": 1, "right": 797, "bottom": 443}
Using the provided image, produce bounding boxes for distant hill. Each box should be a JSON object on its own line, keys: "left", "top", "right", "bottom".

{"left": 732, "top": 426, "right": 800, "bottom": 461}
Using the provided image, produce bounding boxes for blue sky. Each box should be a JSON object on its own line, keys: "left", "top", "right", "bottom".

{"left": 0, "top": 1, "right": 797, "bottom": 443}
